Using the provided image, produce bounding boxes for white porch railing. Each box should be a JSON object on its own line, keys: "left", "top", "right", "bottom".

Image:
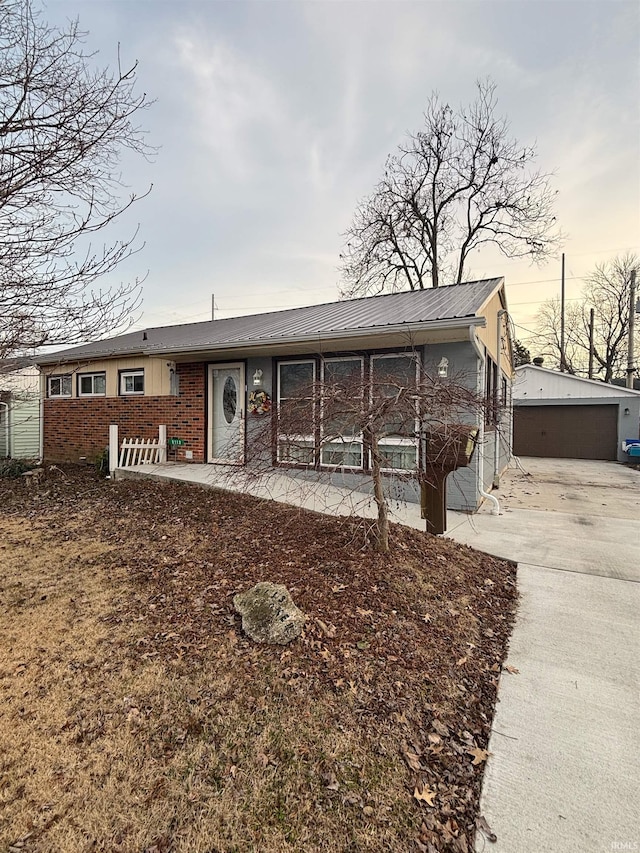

{"left": 109, "top": 424, "right": 166, "bottom": 475}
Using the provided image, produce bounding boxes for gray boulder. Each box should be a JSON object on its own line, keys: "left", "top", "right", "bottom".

{"left": 233, "top": 582, "right": 305, "bottom": 645}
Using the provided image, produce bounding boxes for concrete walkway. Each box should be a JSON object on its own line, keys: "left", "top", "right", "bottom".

{"left": 116, "top": 458, "right": 640, "bottom": 852}
{"left": 451, "top": 459, "right": 640, "bottom": 853}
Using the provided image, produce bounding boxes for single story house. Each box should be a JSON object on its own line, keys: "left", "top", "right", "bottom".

{"left": 35, "top": 279, "right": 514, "bottom": 511}
{"left": 0, "top": 360, "right": 41, "bottom": 460}
{"left": 513, "top": 364, "right": 640, "bottom": 462}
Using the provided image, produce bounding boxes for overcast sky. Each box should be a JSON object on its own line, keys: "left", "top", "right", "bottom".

{"left": 47, "top": 0, "right": 640, "bottom": 345}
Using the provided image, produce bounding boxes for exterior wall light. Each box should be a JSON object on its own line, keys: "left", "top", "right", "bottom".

{"left": 253, "top": 368, "right": 263, "bottom": 386}
{"left": 438, "top": 357, "right": 448, "bottom": 378}
{"left": 624, "top": 407, "right": 630, "bottom": 416}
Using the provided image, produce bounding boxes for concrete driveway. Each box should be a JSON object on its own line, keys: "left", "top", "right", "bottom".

{"left": 445, "top": 458, "right": 640, "bottom": 853}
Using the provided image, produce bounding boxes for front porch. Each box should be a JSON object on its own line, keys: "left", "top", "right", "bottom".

{"left": 112, "top": 461, "right": 445, "bottom": 532}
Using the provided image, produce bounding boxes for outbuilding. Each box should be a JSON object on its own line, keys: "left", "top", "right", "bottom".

{"left": 513, "top": 364, "right": 640, "bottom": 462}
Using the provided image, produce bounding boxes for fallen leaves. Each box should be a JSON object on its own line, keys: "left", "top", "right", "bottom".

{"left": 402, "top": 745, "right": 422, "bottom": 772}
{"left": 0, "top": 466, "right": 519, "bottom": 853}
{"left": 315, "top": 618, "right": 337, "bottom": 638}
{"left": 466, "top": 747, "right": 491, "bottom": 765}
{"left": 414, "top": 783, "right": 437, "bottom": 806}
{"left": 503, "top": 665, "right": 520, "bottom": 674}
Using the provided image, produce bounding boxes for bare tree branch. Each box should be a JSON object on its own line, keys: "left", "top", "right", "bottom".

{"left": 0, "top": 0, "right": 154, "bottom": 358}
{"left": 533, "top": 253, "right": 639, "bottom": 382}
{"left": 340, "top": 79, "right": 561, "bottom": 297}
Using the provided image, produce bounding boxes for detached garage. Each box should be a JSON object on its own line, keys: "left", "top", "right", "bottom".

{"left": 513, "top": 365, "right": 640, "bottom": 463}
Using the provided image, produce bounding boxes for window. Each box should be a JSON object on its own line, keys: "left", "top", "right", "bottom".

{"left": 321, "top": 357, "right": 364, "bottom": 468}
{"left": 485, "top": 356, "right": 498, "bottom": 426}
{"left": 277, "top": 360, "right": 316, "bottom": 464}
{"left": 370, "top": 354, "right": 419, "bottom": 471}
{"left": 119, "top": 369, "right": 145, "bottom": 395}
{"left": 47, "top": 375, "right": 72, "bottom": 398}
{"left": 275, "top": 353, "right": 421, "bottom": 473}
{"left": 78, "top": 372, "right": 106, "bottom": 396}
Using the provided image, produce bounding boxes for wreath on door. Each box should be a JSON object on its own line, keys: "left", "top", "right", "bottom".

{"left": 248, "top": 389, "right": 271, "bottom": 415}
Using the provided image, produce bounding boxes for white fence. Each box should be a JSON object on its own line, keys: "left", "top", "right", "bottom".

{"left": 109, "top": 424, "right": 166, "bottom": 475}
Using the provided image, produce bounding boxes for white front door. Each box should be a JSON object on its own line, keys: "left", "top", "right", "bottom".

{"left": 208, "top": 363, "right": 245, "bottom": 463}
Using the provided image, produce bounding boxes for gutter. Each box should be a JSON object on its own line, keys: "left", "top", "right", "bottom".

{"left": 469, "top": 328, "right": 501, "bottom": 515}
{"left": 34, "top": 316, "right": 487, "bottom": 365}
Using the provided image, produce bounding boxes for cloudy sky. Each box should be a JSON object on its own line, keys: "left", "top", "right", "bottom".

{"left": 47, "top": 0, "right": 640, "bottom": 344}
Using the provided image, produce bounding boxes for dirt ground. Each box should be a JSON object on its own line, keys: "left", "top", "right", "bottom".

{"left": 0, "top": 467, "right": 517, "bottom": 853}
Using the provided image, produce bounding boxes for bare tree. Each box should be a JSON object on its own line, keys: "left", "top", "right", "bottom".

{"left": 0, "top": 0, "right": 154, "bottom": 358}
{"left": 340, "top": 80, "right": 560, "bottom": 296}
{"left": 240, "top": 353, "right": 485, "bottom": 553}
{"left": 534, "top": 253, "right": 639, "bottom": 382}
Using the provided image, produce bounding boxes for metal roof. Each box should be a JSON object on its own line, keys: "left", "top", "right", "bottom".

{"left": 36, "top": 278, "right": 503, "bottom": 364}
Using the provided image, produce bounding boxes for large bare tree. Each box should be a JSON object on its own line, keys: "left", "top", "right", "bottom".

{"left": 0, "top": 0, "right": 153, "bottom": 358}
{"left": 533, "top": 253, "right": 639, "bottom": 382}
{"left": 340, "top": 80, "right": 560, "bottom": 296}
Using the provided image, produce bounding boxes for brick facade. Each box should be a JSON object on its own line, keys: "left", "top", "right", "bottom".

{"left": 43, "top": 362, "right": 207, "bottom": 463}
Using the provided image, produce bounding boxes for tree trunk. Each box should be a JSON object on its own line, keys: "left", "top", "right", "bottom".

{"left": 368, "top": 431, "right": 390, "bottom": 553}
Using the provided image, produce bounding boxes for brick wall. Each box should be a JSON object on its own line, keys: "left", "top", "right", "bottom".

{"left": 43, "top": 362, "right": 207, "bottom": 463}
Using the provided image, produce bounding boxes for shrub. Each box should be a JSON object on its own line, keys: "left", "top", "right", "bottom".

{"left": 0, "top": 458, "right": 35, "bottom": 478}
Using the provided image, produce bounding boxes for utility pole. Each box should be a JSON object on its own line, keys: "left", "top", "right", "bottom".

{"left": 560, "top": 253, "right": 566, "bottom": 372}
{"left": 627, "top": 270, "right": 637, "bottom": 389}
{"left": 211, "top": 294, "right": 215, "bottom": 322}
{"left": 588, "top": 307, "right": 595, "bottom": 380}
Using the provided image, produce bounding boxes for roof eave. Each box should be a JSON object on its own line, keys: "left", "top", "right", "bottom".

{"left": 34, "top": 316, "right": 486, "bottom": 365}
{"left": 150, "top": 316, "right": 486, "bottom": 358}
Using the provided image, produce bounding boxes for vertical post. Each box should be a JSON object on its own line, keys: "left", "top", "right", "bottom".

{"left": 421, "top": 475, "right": 447, "bottom": 535}
{"left": 627, "top": 270, "right": 637, "bottom": 389}
{"left": 560, "top": 252, "right": 566, "bottom": 372}
{"left": 211, "top": 294, "right": 215, "bottom": 321}
{"left": 108, "top": 424, "right": 118, "bottom": 477}
{"left": 588, "top": 308, "right": 595, "bottom": 380}
{"left": 158, "top": 424, "right": 167, "bottom": 463}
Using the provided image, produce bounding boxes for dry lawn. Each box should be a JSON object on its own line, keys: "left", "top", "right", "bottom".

{"left": 0, "top": 468, "right": 517, "bottom": 853}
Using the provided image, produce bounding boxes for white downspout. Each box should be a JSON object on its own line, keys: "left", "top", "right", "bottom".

{"left": 493, "top": 309, "right": 507, "bottom": 489}
{"left": 0, "top": 401, "right": 9, "bottom": 458}
{"left": 469, "top": 328, "right": 501, "bottom": 515}
{"left": 38, "top": 371, "right": 45, "bottom": 463}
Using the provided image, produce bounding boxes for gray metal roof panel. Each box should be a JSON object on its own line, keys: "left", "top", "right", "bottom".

{"left": 36, "top": 278, "right": 503, "bottom": 363}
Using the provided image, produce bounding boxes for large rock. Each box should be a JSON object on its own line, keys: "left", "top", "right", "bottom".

{"left": 233, "top": 582, "right": 305, "bottom": 645}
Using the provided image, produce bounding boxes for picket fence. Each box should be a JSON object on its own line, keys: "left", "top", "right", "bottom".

{"left": 109, "top": 424, "right": 167, "bottom": 475}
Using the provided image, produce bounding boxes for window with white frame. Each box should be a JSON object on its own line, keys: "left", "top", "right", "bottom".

{"left": 277, "top": 360, "right": 316, "bottom": 464}
{"left": 119, "top": 369, "right": 145, "bottom": 395}
{"left": 370, "top": 354, "right": 419, "bottom": 471}
{"left": 47, "top": 374, "right": 72, "bottom": 398}
{"left": 321, "top": 356, "right": 364, "bottom": 468}
{"left": 78, "top": 372, "right": 106, "bottom": 396}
